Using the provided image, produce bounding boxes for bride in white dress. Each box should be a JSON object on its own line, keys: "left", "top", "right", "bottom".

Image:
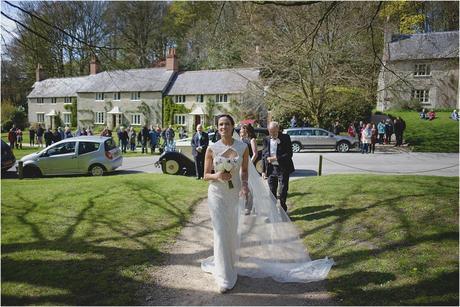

{"left": 202, "top": 115, "right": 334, "bottom": 293}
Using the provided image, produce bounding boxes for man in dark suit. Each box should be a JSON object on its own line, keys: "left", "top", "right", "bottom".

{"left": 191, "top": 124, "right": 209, "bottom": 179}
{"left": 262, "top": 121, "right": 295, "bottom": 212}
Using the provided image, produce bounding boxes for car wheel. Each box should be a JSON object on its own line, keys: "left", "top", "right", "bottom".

{"left": 89, "top": 164, "right": 105, "bottom": 176}
{"left": 162, "top": 157, "right": 181, "bottom": 175}
{"left": 255, "top": 159, "right": 264, "bottom": 174}
{"left": 336, "top": 141, "right": 350, "bottom": 152}
{"left": 23, "top": 165, "right": 42, "bottom": 178}
{"left": 292, "top": 142, "right": 302, "bottom": 153}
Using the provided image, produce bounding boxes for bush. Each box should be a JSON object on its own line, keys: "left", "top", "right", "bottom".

{"left": 1, "top": 119, "right": 14, "bottom": 132}
{"left": 10, "top": 110, "right": 28, "bottom": 130}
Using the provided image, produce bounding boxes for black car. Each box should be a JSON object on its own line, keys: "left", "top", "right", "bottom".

{"left": 1, "top": 139, "right": 16, "bottom": 174}
{"left": 155, "top": 127, "right": 269, "bottom": 176}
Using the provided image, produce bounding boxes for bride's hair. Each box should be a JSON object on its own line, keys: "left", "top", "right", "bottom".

{"left": 218, "top": 114, "right": 235, "bottom": 126}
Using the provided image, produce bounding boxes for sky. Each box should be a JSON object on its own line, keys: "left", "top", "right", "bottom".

{"left": 1, "top": 1, "right": 21, "bottom": 55}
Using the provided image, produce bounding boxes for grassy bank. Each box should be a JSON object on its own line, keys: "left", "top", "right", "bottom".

{"left": 386, "top": 111, "right": 459, "bottom": 152}
{"left": 1, "top": 174, "right": 207, "bottom": 305}
{"left": 289, "top": 175, "right": 459, "bottom": 305}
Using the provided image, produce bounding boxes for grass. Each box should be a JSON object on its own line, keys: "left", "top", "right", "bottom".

{"left": 289, "top": 175, "right": 459, "bottom": 305}
{"left": 1, "top": 174, "right": 208, "bottom": 305}
{"left": 385, "top": 111, "right": 459, "bottom": 152}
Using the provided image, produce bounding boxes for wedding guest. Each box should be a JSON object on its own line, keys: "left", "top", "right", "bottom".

{"left": 191, "top": 124, "right": 209, "bottom": 180}
{"left": 377, "top": 120, "right": 385, "bottom": 144}
{"left": 361, "top": 123, "right": 371, "bottom": 154}
{"left": 347, "top": 123, "right": 356, "bottom": 138}
{"left": 36, "top": 124, "right": 44, "bottom": 148}
{"left": 29, "top": 126, "right": 36, "bottom": 147}
{"left": 370, "top": 123, "right": 378, "bottom": 153}
{"left": 262, "top": 121, "right": 295, "bottom": 212}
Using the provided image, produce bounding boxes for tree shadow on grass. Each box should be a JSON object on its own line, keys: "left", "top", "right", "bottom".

{"left": 1, "top": 188, "right": 204, "bottom": 305}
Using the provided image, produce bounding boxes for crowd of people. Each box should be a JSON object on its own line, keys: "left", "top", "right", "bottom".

{"left": 7, "top": 123, "right": 189, "bottom": 155}
{"left": 346, "top": 117, "right": 406, "bottom": 154}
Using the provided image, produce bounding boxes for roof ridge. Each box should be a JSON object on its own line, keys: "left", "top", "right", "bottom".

{"left": 178, "top": 67, "right": 259, "bottom": 74}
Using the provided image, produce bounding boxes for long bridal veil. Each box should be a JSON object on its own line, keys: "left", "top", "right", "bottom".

{"left": 236, "top": 161, "right": 334, "bottom": 282}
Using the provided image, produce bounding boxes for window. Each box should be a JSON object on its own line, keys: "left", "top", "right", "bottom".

{"left": 131, "top": 114, "right": 141, "bottom": 125}
{"left": 47, "top": 141, "right": 76, "bottom": 156}
{"left": 174, "top": 114, "right": 186, "bottom": 125}
{"left": 113, "top": 92, "right": 121, "bottom": 101}
{"left": 216, "top": 94, "right": 228, "bottom": 103}
{"left": 95, "top": 112, "right": 105, "bottom": 124}
{"left": 131, "top": 92, "right": 140, "bottom": 101}
{"left": 36, "top": 113, "right": 45, "bottom": 123}
{"left": 286, "top": 130, "right": 301, "bottom": 136}
{"left": 64, "top": 97, "right": 72, "bottom": 104}
{"left": 313, "top": 129, "right": 329, "bottom": 136}
{"left": 51, "top": 98, "right": 57, "bottom": 104}
{"left": 196, "top": 95, "right": 204, "bottom": 103}
{"left": 174, "top": 95, "right": 186, "bottom": 103}
{"left": 63, "top": 112, "right": 71, "bottom": 125}
{"left": 300, "top": 129, "right": 312, "bottom": 136}
{"left": 96, "top": 92, "right": 105, "bottom": 101}
{"left": 37, "top": 98, "right": 44, "bottom": 104}
{"left": 78, "top": 142, "right": 100, "bottom": 155}
{"left": 414, "top": 64, "right": 431, "bottom": 76}
{"left": 411, "top": 89, "right": 430, "bottom": 104}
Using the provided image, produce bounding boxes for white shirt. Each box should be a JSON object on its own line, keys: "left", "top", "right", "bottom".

{"left": 269, "top": 138, "right": 279, "bottom": 166}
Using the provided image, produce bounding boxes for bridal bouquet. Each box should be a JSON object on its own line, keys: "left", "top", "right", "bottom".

{"left": 215, "top": 156, "right": 238, "bottom": 189}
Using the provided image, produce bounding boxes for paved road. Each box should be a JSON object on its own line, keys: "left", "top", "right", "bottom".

{"left": 4, "top": 150, "right": 457, "bottom": 179}
{"left": 119, "top": 151, "right": 458, "bottom": 177}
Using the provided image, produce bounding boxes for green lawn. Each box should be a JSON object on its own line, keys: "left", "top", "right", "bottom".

{"left": 289, "top": 175, "right": 459, "bottom": 305}
{"left": 2, "top": 174, "right": 458, "bottom": 305}
{"left": 386, "top": 111, "right": 459, "bottom": 152}
{"left": 1, "top": 174, "right": 207, "bottom": 305}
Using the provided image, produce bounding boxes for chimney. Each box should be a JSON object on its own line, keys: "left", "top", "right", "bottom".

{"left": 166, "top": 48, "right": 178, "bottom": 72}
{"left": 35, "top": 63, "right": 46, "bottom": 82}
{"left": 90, "top": 56, "right": 101, "bottom": 75}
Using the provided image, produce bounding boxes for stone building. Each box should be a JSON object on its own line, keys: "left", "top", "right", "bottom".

{"left": 377, "top": 31, "right": 459, "bottom": 111}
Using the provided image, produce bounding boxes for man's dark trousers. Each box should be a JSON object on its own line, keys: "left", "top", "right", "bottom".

{"left": 195, "top": 153, "right": 205, "bottom": 179}
{"left": 268, "top": 165, "right": 289, "bottom": 212}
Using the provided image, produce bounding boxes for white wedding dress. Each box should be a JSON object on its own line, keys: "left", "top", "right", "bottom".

{"left": 201, "top": 139, "right": 334, "bottom": 289}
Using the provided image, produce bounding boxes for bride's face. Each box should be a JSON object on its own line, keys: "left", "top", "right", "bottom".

{"left": 218, "top": 117, "right": 233, "bottom": 137}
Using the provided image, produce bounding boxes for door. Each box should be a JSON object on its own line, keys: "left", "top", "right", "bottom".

{"left": 195, "top": 115, "right": 201, "bottom": 127}
{"left": 38, "top": 141, "right": 78, "bottom": 175}
{"left": 77, "top": 141, "right": 102, "bottom": 172}
{"left": 313, "top": 129, "right": 336, "bottom": 148}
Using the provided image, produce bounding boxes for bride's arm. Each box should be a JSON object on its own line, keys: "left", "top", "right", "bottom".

{"left": 203, "top": 147, "right": 231, "bottom": 181}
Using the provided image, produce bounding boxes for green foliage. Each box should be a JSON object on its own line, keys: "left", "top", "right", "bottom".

{"left": 290, "top": 174, "right": 459, "bottom": 305}
{"left": 64, "top": 98, "right": 78, "bottom": 128}
{"left": 9, "top": 109, "right": 28, "bottom": 130}
{"left": 380, "top": 1, "right": 425, "bottom": 34}
{"left": 162, "top": 96, "right": 190, "bottom": 127}
{"left": 55, "top": 112, "right": 64, "bottom": 128}
{"left": 325, "top": 86, "right": 375, "bottom": 129}
{"left": 1, "top": 99, "right": 16, "bottom": 123}
{"left": 390, "top": 99, "right": 422, "bottom": 111}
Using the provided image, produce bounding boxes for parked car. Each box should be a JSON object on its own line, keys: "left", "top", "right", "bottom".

{"left": 156, "top": 127, "right": 269, "bottom": 176}
{"left": 1, "top": 139, "right": 16, "bottom": 174}
{"left": 283, "top": 127, "right": 358, "bottom": 153}
{"left": 19, "top": 136, "right": 122, "bottom": 177}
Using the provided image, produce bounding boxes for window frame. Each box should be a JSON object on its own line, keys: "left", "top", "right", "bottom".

{"left": 64, "top": 97, "right": 72, "bottom": 104}
{"left": 131, "top": 113, "right": 142, "bottom": 126}
{"left": 174, "top": 114, "right": 186, "bottom": 125}
{"left": 63, "top": 112, "right": 71, "bottom": 125}
{"left": 216, "top": 94, "right": 228, "bottom": 103}
{"left": 411, "top": 89, "right": 430, "bottom": 104}
{"left": 130, "top": 91, "right": 141, "bottom": 101}
{"left": 414, "top": 63, "right": 431, "bottom": 77}
{"left": 51, "top": 97, "right": 57, "bottom": 104}
{"left": 95, "top": 92, "right": 105, "bottom": 101}
{"left": 113, "top": 92, "right": 121, "bottom": 101}
{"left": 37, "top": 98, "right": 44, "bottom": 104}
{"left": 174, "top": 95, "right": 186, "bottom": 104}
{"left": 36, "top": 112, "right": 45, "bottom": 123}
{"left": 196, "top": 95, "right": 204, "bottom": 103}
{"left": 94, "top": 111, "right": 105, "bottom": 124}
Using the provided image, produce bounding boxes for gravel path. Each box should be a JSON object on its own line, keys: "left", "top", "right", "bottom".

{"left": 141, "top": 199, "right": 336, "bottom": 306}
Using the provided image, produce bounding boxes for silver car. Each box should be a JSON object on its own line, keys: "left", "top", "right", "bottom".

{"left": 19, "top": 136, "right": 122, "bottom": 177}
{"left": 283, "top": 127, "right": 358, "bottom": 153}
